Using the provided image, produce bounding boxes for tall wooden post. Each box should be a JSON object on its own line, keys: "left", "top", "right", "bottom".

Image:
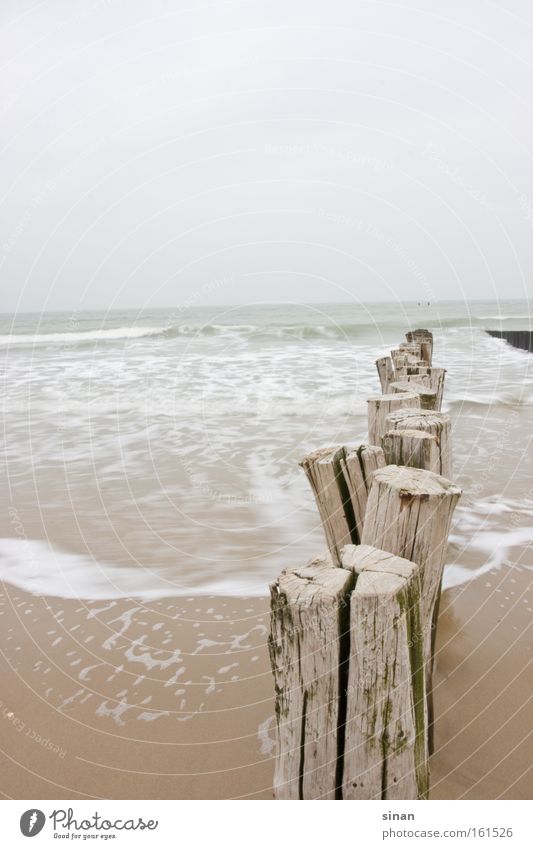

{"left": 406, "top": 329, "right": 433, "bottom": 366}
{"left": 362, "top": 465, "right": 461, "bottom": 753}
{"left": 428, "top": 367, "right": 446, "bottom": 411}
{"left": 341, "top": 545, "right": 428, "bottom": 800}
{"left": 269, "top": 557, "right": 354, "bottom": 799}
{"left": 367, "top": 392, "right": 420, "bottom": 446}
{"left": 376, "top": 356, "right": 395, "bottom": 392}
{"left": 339, "top": 445, "right": 385, "bottom": 543}
{"left": 268, "top": 545, "right": 428, "bottom": 800}
{"left": 300, "top": 445, "right": 386, "bottom": 560}
{"left": 382, "top": 428, "right": 441, "bottom": 475}
{"left": 384, "top": 408, "right": 453, "bottom": 478}
{"left": 390, "top": 380, "right": 438, "bottom": 410}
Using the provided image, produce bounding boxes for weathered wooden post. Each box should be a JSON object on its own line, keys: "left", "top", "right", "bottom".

{"left": 339, "top": 445, "right": 385, "bottom": 542}
{"left": 384, "top": 408, "right": 453, "bottom": 479}
{"left": 299, "top": 447, "right": 357, "bottom": 565}
{"left": 390, "top": 380, "right": 438, "bottom": 410}
{"left": 399, "top": 342, "right": 422, "bottom": 358}
{"left": 376, "top": 355, "right": 394, "bottom": 392}
{"left": 382, "top": 428, "right": 441, "bottom": 475}
{"left": 341, "top": 545, "right": 428, "bottom": 800}
{"left": 362, "top": 465, "right": 461, "bottom": 752}
{"left": 367, "top": 392, "right": 420, "bottom": 446}
{"left": 427, "top": 367, "right": 446, "bottom": 411}
{"left": 300, "top": 445, "right": 386, "bottom": 560}
{"left": 269, "top": 557, "right": 353, "bottom": 799}
{"left": 393, "top": 343, "right": 423, "bottom": 366}
{"left": 392, "top": 352, "right": 422, "bottom": 380}
{"left": 405, "top": 365, "right": 431, "bottom": 377}
{"left": 268, "top": 544, "right": 428, "bottom": 800}
{"left": 392, "top": 354, "right": 408, "bottom": 380}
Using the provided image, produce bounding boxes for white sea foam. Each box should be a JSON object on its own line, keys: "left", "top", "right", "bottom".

{"left": 442, "top": 498, "right": 533, "bottom": 591}
{"left": 0, "top": 538, "right": 269, "bottom": 599}
{"left": 0, "top": 326, "right": 171, "bottom": 346}
{"left": 257, "top": 715, "right": 276, "bottom": 756}
{"left": 475, "top": 315, "right": 531, "bottom": 321}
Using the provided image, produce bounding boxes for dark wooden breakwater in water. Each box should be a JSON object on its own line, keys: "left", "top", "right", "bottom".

{"left": 486, "top": 329, "right": 533, "bottom": 352}
{"left": 268, "top": 328, "right": 463, "bottom": 800}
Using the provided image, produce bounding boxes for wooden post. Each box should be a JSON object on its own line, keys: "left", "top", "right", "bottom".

{"left": 399, "top": 342, "right": 422, "bottom": 358}
{"left": 390, "top": 380, "right": 437, "bottom": 410}
{"left": 339, "top": 445, "right": 385, "bottom": 543}
{"left": 392, "top": 355, "right": 407, "bottom": 380}
{"left": 268, "top": 545, "right": 427, "bottom": 800}
{"left": 397, "top": 367, "right": 446, "bottom": 410}
{"left": 392, "top": 352, "right": 420, "bottom": 380}
{"left": 406, "top": 366, "right": 431, "bottom": 377}
{"left": 392, "top": 350, "right": 416, "bottom": 365}
{"left": 376, "top": 356, "right": 394, "bottom": 392}
{"left": 300, "top": 445, "right": 386, "bottom": 559}
{"left": 392, "top": 373, "right": 431, "bottom": 386}
{"left": 269, "top": 557, "right": 354, "bottom": 799}
{"left": 384, "top": 408, "right": 453, "bottom": 479}
{"left": 299, "top": 447, "right": 357, "bottom": 566}
{"left": 382, "top": 428, "right": 441, "bottom": 475}
{"left": 367, "top": 392, "right": 420, "bottom": 446}
{"left": 427, "top": 367, "right": 446, "bottom": 411}
{"left": 341, "top": 545, "right": 428, "bottom": 800}
{"left": 362, "top": 465, "right": 461, "bottom": 752}
{"left": 406, "top": 329, "right": 433, "bottom": 366}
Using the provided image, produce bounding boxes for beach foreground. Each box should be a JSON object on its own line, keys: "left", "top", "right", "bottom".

{"left": 0, "top": 551, "right": 530, "bottom": 799}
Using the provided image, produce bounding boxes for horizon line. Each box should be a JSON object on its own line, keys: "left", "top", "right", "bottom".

{"left": 1, "top": 297, "right": 530, "bottom": 316}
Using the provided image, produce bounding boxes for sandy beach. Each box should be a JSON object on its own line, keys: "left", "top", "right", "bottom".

{"left": 0, "top": 554, "right": 530, "bottom": 800}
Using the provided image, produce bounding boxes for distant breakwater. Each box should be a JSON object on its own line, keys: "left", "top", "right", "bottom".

{"left": 486, "top": 330, "right": 533, "bottom": 352}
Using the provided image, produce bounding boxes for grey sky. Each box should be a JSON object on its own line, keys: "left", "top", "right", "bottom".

{"left": 1, "top": 0, "right": 532, "bottom": 312}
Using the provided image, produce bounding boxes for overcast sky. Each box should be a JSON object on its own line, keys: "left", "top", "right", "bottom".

{"left": 1, "top": 0, "right": 532, "bottom": 312}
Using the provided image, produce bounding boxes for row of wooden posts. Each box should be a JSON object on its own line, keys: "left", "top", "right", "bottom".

{"left": 268, "top": 328, "right": 462, "bottom": 800}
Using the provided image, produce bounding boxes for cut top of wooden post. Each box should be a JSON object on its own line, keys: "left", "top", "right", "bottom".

{"left": 341, "top": 542, "right": 416, "bottom": 580}
{"left": 385, "top": 408, "right": 451, "bottom": 428}
{"left": 271, "top": 555, "right": 353, "bottom": 608}
{"left": 365, "top": 463, "right": 460, "bottom": 499}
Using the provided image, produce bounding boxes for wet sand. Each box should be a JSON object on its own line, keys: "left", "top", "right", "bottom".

{"left": 0, "top": 553, "right": 531, "bottom": 799}
{"left": 432, "top": 563, "right": 532, "bottom": 800}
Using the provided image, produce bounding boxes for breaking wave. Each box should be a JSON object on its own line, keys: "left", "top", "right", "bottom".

{"left": 1, "top": 317, "right": 517, "bottom": 347}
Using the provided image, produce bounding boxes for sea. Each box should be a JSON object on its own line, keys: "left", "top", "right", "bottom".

{"left": 1, "top": 300, "right": 532, "bottom": 599}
